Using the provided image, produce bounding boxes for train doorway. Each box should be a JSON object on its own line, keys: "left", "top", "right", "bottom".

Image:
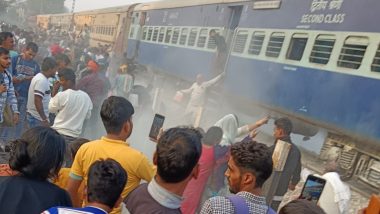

{"left": 225, "top": 5, "right": 243, "bottom": 47}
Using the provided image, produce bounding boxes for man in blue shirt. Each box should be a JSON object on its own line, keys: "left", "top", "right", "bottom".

{"left": 11, "top": 42, "right": 40, "bottom": 138}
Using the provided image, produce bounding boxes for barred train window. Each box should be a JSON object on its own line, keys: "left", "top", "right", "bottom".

{"left": 266, "top": 32, "right": 285, "bottom": 58}
{"left": 152, "top": 27, "right": 159, "bottom": 42}
{"left": 188, "top": 28, "right": 198, "bottom": 47}
{"left": 287, "top": 33, "right": 308, "bottom": 61}
{"left": 310, "top": 34, "right": 335, "bottom": 65}
{"left": 147, "top": 27, "right": 153, "bottom": 41}
{"left": 158, "top": 27, "right": 165, "bottom": 43}
{"left": 248, "top": 31, "right": 265, "bottom": 55}
{"left": 233, "top": 30, "right": 248, "bottom": 53}
{"left": 371, "top": 44, "right": 380, "bottom": 72}
{"left": 172, "top": 28, "right": 180, "bottom": 44}
{"left": 338, "top": 36, "right": 368, "bottom": 69}
{"left": 165, "top": 27, "right": 172, "bottom": 43}
{"left": 179, "top": 28, "right": 188, "bottom": 45}
{"left": 142, "top": 27, "right": 147, "bottom": 40}
{"left": 197, "top": 29, "right": 208, "bottom": 48}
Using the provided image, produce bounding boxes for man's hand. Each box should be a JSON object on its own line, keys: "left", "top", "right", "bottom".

{"left": 13, "top": 113, "right": 19, "bottom": 124}
{"left": 12, "top": 77, "right": 22, "bottom": 84}
{"left": 288, "top": 183, "right": 296, "bottom": 191}
{"left": 255, "top": 116, "right": 269, "bottom": 127}
{"left": 42, "top": 119, "right": 50, "bottom": 127}
{"left": 0, "top": 84, "right": 7, "bottom": 93}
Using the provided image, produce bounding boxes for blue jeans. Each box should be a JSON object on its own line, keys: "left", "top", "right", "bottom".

{"left": 27, "top": 114, "right": 44, "bottom": 129}
{"left": 14, "top": 97, "right": 27, "bottom": 138}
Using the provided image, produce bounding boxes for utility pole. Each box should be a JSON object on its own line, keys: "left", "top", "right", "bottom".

{"left": 71, "top": 0, "right": 75, "bottom": 13}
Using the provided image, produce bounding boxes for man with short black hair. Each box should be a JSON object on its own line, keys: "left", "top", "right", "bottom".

{"left": 270, "top": 117, "right": 301, "bottom": 211}
{"left": 44, "top": 159, "right": 128, "bottom": 214}
{"left": 66, "top": 96, "right": 155, "bottom": 214}
{"left": 49, "top": 68, "right": 92, "bottom": 140}
{"left": 125, "top": 127, "right": 202, "bottom": 213}
{"left": 11, "top": 42, "right": 40, "bottom": 138}
{"left": 200, "top": 140, "right": 274, "bottom": 214}
{"left": 0, "top": 32, "right": 17, "bottom": 58}
{"left": 27, "top": 57, "right": 57, "bottom": 127}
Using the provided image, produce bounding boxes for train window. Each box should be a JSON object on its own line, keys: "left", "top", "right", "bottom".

{"left": 152, "top": 27, "right": 159, "bottom": 42}
{"left": 207, "top": 29, "right": 219, "bottom": 49}
{"left": 179, "top": 28, "right": 189, "bottom": 45}
{"left": 158, "top": 27, "right": 165, "bottom": 43}
{"left": 338, "top": 36, "right": 368, "bottom": 69}
{"left": 142, "top": 27, "right": 148, "bottom": 40}
{"left": 197, "top": 29, "right": 208, "bottom": 48}
{"left": 172, "top": 28, "right": 180, "bottom": 44}
{"left": 286, "top": 33, "right": 308, "bottom": 61}
{"left": 310, "top": 34, "right": 336, "bottom": 64}
{"left": 165, "top": 27, "right": 172, "bottom": 43}
{"left": 233, "top": 30, "right": 248, "bottom": 54}
{"left": 266, "top": 32, "right": 285, "bottom": 58}
{"left": 188, "top": 28, "right": 198, "bottom": 47}
{"left": 147, "top": 27, "right": 153, "bottom": 41}
{"left": 248, "top": 31, "right": 265, "bottom": 55}
{"left": 371, "top": 44, "right": 380, "bottom": 72}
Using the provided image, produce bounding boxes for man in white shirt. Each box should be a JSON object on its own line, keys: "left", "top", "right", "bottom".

{"left": 180, "top": 72, "right": 225, "bottom": 123}
{"left": 27, "top": 57, "right": 57, "bottom": 128}
{"left": 49, "top": 68, "right": 93, "bottom": 140}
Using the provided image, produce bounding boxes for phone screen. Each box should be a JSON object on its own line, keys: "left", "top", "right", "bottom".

{"left": 299, "top": 175, "right": 326, "bottom": 203}
{"left": 149, "top": 114, "right": 165, "bottom": 140}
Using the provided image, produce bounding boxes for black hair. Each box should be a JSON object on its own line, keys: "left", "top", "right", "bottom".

{"left": 58, "top": 68, "right": 76, "bottom": 85}
{"left": 9, "top": 127, "right": 66, "bottom": 181}
{"left": 156, "top": 127, "right": 202, "bottom": 183}
{"left": 55, "top": 53, "right": 71, "bottom": 66}
{"left": 100, "top": 96, "right": 135, "bottom": 134}
{"left": 69, "top": 138, "right": 90, "bottom": 159}
{"left": 0, "top": 32, "right": 13, "bottom": 44}
{"left": 26, "top": 42, "right": 39, "bottom": 53}
{"left": 279, "top": 199, "right": 326, "bottom": 214}
{"left": 0, "top": 47, "right": 9, "bottom": 56}
{"left": 274, "top": 117, "right": 293, "bottom": 135}
{"left": 87, "top": 159, "right": 127, "bottom": 208}
{"left": 203, "top": 126, "right": 223, "bottom": 146}
{"left": 41, "top": 57, "right": 57, "bottom": 72}
{"left": 230, "top": 140, "right": 273, "bottom": 188}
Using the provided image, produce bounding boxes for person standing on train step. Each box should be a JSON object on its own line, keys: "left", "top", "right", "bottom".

{"left": 209, "top": 30, "right": 227, "bottom": 76}
{"left": 27, "top": 57, "right": 57, "bottom": 128}
{"left": 179, "top": 72, "right": 225, "bottom": 124}
{"left": 11, "top": 42, "right": 40, "bottom": 139}
{"left": 269, "top": 117, "right": 301, "bottom": 211}
{"left": 200, "top": 140, "right": 274, "bottom": 214}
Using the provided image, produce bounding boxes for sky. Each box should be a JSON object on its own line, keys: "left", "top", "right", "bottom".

{"left": 64, "top": 0, "right": 158, "bottom": 12}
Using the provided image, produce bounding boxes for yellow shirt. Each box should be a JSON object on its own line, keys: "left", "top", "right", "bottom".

{"left": 70, "top": 136, "right": 156, "bottom": 214}
{"left": 54, "top": 168, "right": 84, "bottom": 206}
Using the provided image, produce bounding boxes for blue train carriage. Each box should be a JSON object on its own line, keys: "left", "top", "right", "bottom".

{"left": 127, "top": 0, "right": 247, "bottom": 81}
{"left": 227, "top": 0, "right": 380, "bottom": 188}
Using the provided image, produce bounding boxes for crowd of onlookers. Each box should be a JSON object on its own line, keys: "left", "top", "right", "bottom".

{"left": 0, "top": 21, "right": 378, "bottom": 214}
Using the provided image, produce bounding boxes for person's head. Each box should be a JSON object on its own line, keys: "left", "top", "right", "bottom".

{"left": 274, "top": 117, "right": 292, "bottom": 139}
{"left": 23, "top": 42, "right": 39, "bottom": 61}
{"left": 279, "top": 199, "right": 326, "bottom": 214}
{"left": 9, "top": 127, "right": 66, "bottom": 181}
{"left": 209, "top": 29, "right": 217, "bottom": 38}
{"left": 196, "top": 74, "right": 204, "bottom": 85}
{"left": 324, "top": 160, "right": 341, "bottom": 174}
{"left": 87, "top": 60, "right": 99, "bottom": 73}
{"left": 203, "top": 126, "right": 223, "bottom": 146}
{"left": 226, "top": 140, "right": 273, "bottom": 194}
{"left": 41, "top": 57, "right": 57, "bottom": 77}
{"left": 58, "top": 68, "right": 76, "bottom": 90}
{"left": 87, "top": 159, "right": 127, "bottom": 209}
{"left": 100, "top": 96, "right": 135, "bottom": 139}
{"left": 0, "top": 32, "right": 14, "bottom": 50}
{"left": 154, "top": 127, "right": 202, "bottom": 184}
{"left": 54, "top": 53, "right": 71, "bottom": 70}
{"left": 0, "top": 47, "right": 10, "bottom": 71}
{"left": 69, "top": 138, "right": 90, "bottom": 159}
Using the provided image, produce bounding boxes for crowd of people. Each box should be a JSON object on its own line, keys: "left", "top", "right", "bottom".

{"left": 0, "top": 21, "right": 376, "bottom": 214}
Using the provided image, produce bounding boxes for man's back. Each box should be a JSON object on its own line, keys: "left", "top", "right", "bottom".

{"left": 70, "top": 137, "right": 155, "bottom": 211}
{"left": 50, "top": 89, "right": 93, "bottom": 138}
{"left": 27, "top": 72, "right": 50, "bottom": 120}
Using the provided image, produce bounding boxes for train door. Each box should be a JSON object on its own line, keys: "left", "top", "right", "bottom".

{"left": 225, "top": 6, "right": 243, "bottom": 49}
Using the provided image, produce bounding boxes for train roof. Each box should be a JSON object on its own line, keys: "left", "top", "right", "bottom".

{"left": 74, "top": 4, "right": 135, "bottom": 15}
{"left": 134, "top": 0, "right": 249, "bottom": 11}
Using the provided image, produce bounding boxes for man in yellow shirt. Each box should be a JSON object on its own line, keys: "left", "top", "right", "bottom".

{"left": 66, "top": 96, "right": 156, "bottom": 214}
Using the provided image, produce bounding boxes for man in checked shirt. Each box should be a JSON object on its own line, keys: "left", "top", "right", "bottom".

{"left": 200, "top": 141, "right": 274, "bottom": 214}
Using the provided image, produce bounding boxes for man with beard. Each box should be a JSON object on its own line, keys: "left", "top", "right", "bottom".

{"left": 200, "top": 140, "right": 274, "bottom": 214}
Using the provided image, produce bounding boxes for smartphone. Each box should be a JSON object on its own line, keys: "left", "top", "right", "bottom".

{"left": 149, "top": 114, "right": 165, "bottom": 140}
{"left": 299, "top": 175, "right": 326, "bottom": 203}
